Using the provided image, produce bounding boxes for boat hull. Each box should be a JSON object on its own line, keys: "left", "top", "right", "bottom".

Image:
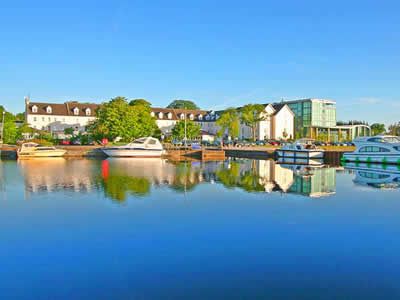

{"left": 276, "top": 150, "right": 324, "bottom": 159}
{"left": 101, "top": 149, "right": 163, "bottom": 158}
{"left": 342, "top": 153, "right": 400, "bottom": 164}
{"left": 17, "top": 150, "right": 67, "bottom": 158}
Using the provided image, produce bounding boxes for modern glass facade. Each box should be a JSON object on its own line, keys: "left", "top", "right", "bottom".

{"left": 284, "top": 99, "right": 337, "bottom": 138}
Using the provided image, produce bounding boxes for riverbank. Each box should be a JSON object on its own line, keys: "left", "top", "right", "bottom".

{"left": 1, "top": 144, "right": 353, "bottom": 162}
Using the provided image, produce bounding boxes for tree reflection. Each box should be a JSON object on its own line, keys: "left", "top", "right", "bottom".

{"left": 216, "top": 161, "right": 264, "bottom": 192}
{"left": 102, "top": 174, "right": 151, "bottom": 202}
{"left": 168, "top": 161, "right": 201, "bottom": 193}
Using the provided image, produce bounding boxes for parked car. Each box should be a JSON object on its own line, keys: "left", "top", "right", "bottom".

{"left": 267, "top": 139, "right": 281, "bottom": 146}
{"left": 60, "top": 140, "right": 71, "bottom": 145}
{"left": 71, "top": 139, "right": 82, "bottom": 145}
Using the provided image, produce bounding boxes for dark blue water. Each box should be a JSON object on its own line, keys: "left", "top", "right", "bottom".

{"left": 1, "top": 158, "right": 400, "bottom": 299}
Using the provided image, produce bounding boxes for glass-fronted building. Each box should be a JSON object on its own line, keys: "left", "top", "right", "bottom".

{"left": 283, "top": 99, "right": 337, "bottom": 138}
{"left": 281, "top": 98, "right": 370, "bottom": 141}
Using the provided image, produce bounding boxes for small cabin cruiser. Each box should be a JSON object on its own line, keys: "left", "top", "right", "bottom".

{"left": 342, "top": 136, "right": 400, "bottom": 164}
{"left": 276, "top": 139, "right": 324, "bottom": 159}
{"left": 101, "top": 137, "right": 164, "bottom": 158}
{"left": 18, "top": 142, "right": 66, "bottom": 158}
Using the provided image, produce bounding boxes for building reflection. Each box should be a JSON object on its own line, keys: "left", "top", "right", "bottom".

{"left": 18, "top": 158, "right": 101, "bottom": 194}
{"left": 19, "top": 158, "right": 339, "bottom": 201}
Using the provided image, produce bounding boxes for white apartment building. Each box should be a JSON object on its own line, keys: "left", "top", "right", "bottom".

{"left": 25, "top": 98, "right": 294, "bottom": 141}
{"left": 25, "top": 97, "right": 98, "bottom": 135}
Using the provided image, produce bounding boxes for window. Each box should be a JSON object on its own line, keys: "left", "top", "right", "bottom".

{"left": 150, "top": 112, "right": 155, "bottom": 117}
{"left": 198, "top": 114, "right": 203, "bottom": 120}
{"left": 368, "top": 138, "right": 384, "bottom": 143}
{"left": 42, "top": 117, "right": 45, "bottom": 121}
{"left": 159, "top": 112, "right": 163, "bottom": 119}
{"left": 46, "top": 106, "right": 52, "bottom": 114}
{"left": 189, "top": 114, "right": 194, "bottom": 120}
{"left": 48, "top": 117, "right": 51, "bottom": 122}
{"left": 359, "top": 172, "right": 390, "bottom": 179}
{"left": 180, "top": 113, "right": 185, "bottom": 120}
{"left": 85, "top": 108, "right": 91, "bottom": 116}
{"left": 394, "top": 147, "right": 400, "bottom": 152}
{"left": 359, "top": 146, "right": 390, "bottom": 152}
{"left": 73, "top": 108, "right": 79, "bottom": 115}
{"left": 148, "top": 139, "right": 157, "bottom": 145}
{"left": 33, "top": 117, "right": 37, "bottom": 121}
{"left": 32, "top": 105, "right": 38, "bottom": 113}
{"left": 168, "top": 112, "right": 172, "bottom": 119}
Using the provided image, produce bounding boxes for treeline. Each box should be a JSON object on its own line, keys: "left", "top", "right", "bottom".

{"left": 0, "top": 106, "right": 31, "bottom": 144}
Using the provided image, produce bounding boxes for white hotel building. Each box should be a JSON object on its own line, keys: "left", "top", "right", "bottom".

{"left": 25, "top": 97, "right": 295, "bottom": 141}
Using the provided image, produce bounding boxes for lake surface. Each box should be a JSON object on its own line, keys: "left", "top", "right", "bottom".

{"left": 1, "top": 158, "right": 400, "bottom": 299}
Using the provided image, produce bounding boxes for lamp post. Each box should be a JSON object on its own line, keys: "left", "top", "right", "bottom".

{"left": 0, "top": 111, "right": 5, "bottom": 144}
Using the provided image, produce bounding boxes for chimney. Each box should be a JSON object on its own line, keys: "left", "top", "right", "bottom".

{"left": 24, "top": 96, "right": 30, "bottom": 105}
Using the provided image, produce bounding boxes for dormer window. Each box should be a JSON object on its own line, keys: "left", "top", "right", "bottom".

{"left": 73, "top": 107, "right": 79, "bottom": 115}
{"left": 159, "top": 112, "right": 163, "bottom": 119}
{"left": 85, "top": 108, "right": 91, "bottom": 116}
{"left": 189, "top": 113, "right": 194, "bottom": 120}
{"left": 168, "top": 112, "right": 172, "bottom": 119}
{"left": 180, "top": 113, "right": 185, "bottom": 120}
{"left": 150, "top": 111, "right": 155, "bottom": 117}
{"left": 198, "top": 114, "right": 203, "bottom": 120}
{"left": 46, "top": 106, "right": 52, "bottom": 114}
{"left": 32, "top": 105, "right": 38, "bottom": 113}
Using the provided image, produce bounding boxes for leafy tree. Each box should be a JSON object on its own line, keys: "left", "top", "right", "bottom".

{"left": 88, "top": 96, "right": 158, "bottom": 142}
{"left": 240, "top": 104, "right": 266, "bottom": 141}
{"left": 64, "top": 127, "right": 74, "bottom": 135}
{"left": 171, "top": 120, "right": 201, "bottom": 140}
{"left": 388, "top": 122, "right": 400, "bottom": 136}
{"left": 0, "top": 108, "right": 18, "bottom": 144}
{"left": 167, "top": 100, "right": 199, "bottom": 110}
{"left": 15, "top": 112, "right": 25, "bottom": 121}
{"left": 129, "top": 99, "right": 151, "bottom": 107}
{"left": 370, "top": 123, "right": 386, "bottom": 136}
{"left": 215, "top": 108, "right": 240, "bottom": 139}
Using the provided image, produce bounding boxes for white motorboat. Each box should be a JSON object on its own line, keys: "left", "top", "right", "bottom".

{"left": 276, "top": 139, "right": 324, "bottom": 159}
{"left": 17, "top": 142, "right": 66, "bottom": 158}
{"left": 342, "top": 136, "right": 400, "bottom": 164}
{"left": 101, "top": 137, "right": 164, "bottom": 158}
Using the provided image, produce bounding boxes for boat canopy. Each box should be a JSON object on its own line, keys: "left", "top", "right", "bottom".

{"left": 354, "top": 136, "right": 400, "bottom": 144}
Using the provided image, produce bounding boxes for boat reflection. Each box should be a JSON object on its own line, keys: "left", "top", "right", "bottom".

{"left": 18, "top": 158, "right": 101, "bottom": 194}
{"left": 19, "top": 158, "right": 338, "bottom": 201}
{"left": 345, "top": 163, "right": 400, "bottom": 189}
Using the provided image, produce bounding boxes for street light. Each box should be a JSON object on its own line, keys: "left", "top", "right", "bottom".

{"left": 0, "top": 111, "right": 5, "bottom": 144}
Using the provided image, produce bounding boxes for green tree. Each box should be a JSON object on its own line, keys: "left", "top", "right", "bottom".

{"left": 370, "top": 123, "right": 386, "bottom": 136}
{"left": 240, "top": 104, "right": 266, "bottom": 141}
{"left": 1, "top": 108, "right": 18, "bottom": 144}
{"left": 88, "top": 96, "right": 158, "bottom": 142}
{"left": 129, "top": 99, "right": 151, "bottom": 107}
{"left": 15, "top": 112, "right": 25, "bottom": 121}
{"left": 215, "top": 108, "right": 240, "bottom": 139}
{"left": 167, "top": 100, "right": 199, "bottom": 110}
{"left": 64, "top": 127, "right": 74, "bottom": 135}
{"left": 171, "top": 120, "right": 201, "bottom": 140}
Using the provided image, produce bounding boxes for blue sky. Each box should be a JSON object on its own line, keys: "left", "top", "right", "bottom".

{"left": 0, "top": 0, "right": 399, "bottom": 125}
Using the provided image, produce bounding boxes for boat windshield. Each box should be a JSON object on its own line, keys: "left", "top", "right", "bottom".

{"left": 133, "top": 138, "right": 147, "bottom": 144}
{"left": 383, "top": 137, "right": 400, "bottom": 143}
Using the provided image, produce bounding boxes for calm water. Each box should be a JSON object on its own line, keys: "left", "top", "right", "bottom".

{"left": 1, "top": 158, "right": 400, "bottom": 299}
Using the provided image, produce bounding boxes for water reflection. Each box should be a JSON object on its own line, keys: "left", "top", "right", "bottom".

{"left": 345, "top": 163, "right": 400, "bottom": 189}
{"left": 17, "top": 158, "right": 342, "bottom": 201}
{"left": 18, "top": 158, "right": 101, "bottom": 194}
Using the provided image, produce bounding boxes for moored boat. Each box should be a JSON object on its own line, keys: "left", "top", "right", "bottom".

{"left": 101, "top": 137, "right": 164, "bottom": 158}
{"left": 342, "top": 136, "right": 400, "bottom": 165}
{"left": 276, "top": 139, "right": 324, "bottom": 159}
{"left": 17, "top": 142, "right": 67, "bottom": 158}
